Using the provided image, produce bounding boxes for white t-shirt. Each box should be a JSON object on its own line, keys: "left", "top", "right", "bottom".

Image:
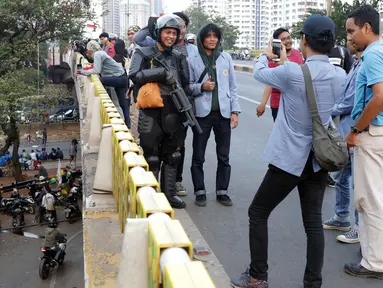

{"left": 30, "top": 152, "right": 37, "bottom": 161}
{"left": 42, "top": 193, "right": 55, "bottom": 211}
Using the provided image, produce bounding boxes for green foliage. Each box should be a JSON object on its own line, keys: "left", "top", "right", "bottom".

{"left": 291, "top": 0, "right": 380, "bottom": 46}
{"left": 0, "top": 68, "right": 73, "bottom": 124}
{"left": 185, "top": 6, "right": 241, "bottom": 50}
{"left": 0, "top": 0, "right": 94, "bottom": 74}
{"left": 0, "top": 0, "right": 90, "bottom": 178}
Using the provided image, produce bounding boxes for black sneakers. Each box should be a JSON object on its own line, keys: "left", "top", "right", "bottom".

{"left": 195, "top": 195, "right": 207, "bottom": 206}
{"left": 217, "top": 195, "right": 233, "bottom": 206}
{"left": 344, "top": 262, "right": 383, "bottom": 280}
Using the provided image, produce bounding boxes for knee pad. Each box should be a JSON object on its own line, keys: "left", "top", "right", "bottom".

{"left": 162, "top": 113, "right": 181, "bottom": 135}
{"left": 146, "top": 155, "right": 160, "bottom": 169}
{"left": 138, "top": 113, "right": 154, "bottom": 134}
{"left": 164, "top": 151, "right": 181, "bottom": 166}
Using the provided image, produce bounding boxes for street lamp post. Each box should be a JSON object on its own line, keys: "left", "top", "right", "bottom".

{"left": 327, "top": 0, "right": 332, "bottom": 17}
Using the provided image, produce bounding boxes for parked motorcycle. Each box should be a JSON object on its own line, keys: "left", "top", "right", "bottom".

{"left": 39, "top": 236, "right": 67, "bottom": 279}
{"left": 64, "top": 187, "right": 81, "bottom": 224}
{"left": 0, "top": 197, "right": 16, "bottom": 214}
{"left": 20, "top": 196, "right": 36, "bottom": 214}
{"left": 12, "top": 201, "right": 25, "bottom": 227}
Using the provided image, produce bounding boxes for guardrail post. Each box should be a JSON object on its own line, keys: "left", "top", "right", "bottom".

{"left": 163, "top": 261, "right": 216, "bottom": 288}
{"left": 116, "top": 219, "right": 149, "bottom": 288}
{"left": 87, "top": 97, "right": 101, "bottom": 151}
{"left": 128, "top": 168, "right": 159, "bottom": 220}
{"left": 85, "top": 82, "right": 96, "bottom": 121}
{"left": 137, "top": 192, "right": 174, "bottom": 219}
{"left": 148, "top": 220, "right": 193, "bottom": 288}
{"left": 93, "top": 124, "right": 113, "bottom": 194}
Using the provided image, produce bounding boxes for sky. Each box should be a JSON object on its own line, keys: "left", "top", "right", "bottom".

{"left": 163, "top": 0, "right": 191, "bottom": 13}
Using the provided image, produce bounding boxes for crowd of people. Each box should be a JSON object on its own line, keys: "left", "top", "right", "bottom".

{"left": 77, "top": 4, "right": 383, "bottom": 288}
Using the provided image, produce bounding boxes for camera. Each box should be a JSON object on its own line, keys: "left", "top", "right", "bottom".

{"left": 272, "top": 39, "right": 282, "bottom": 62}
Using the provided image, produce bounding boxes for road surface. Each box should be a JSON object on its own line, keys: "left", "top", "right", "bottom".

{"left": 181, "top": 71, "right": 380, "bottom": 288}
{"left": 0, "top": 206, "right": 84, "bottom": 288}
{"left": 233, "top": 59, "right": 257, "bottom": 67}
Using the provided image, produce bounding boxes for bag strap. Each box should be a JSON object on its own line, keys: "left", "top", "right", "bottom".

{"left": 300, "top": 64, "right": 320, "bottom": 119}
{"left": 338, "top": 46, "right": 345, "bottom": 69}
{"left": 198, "top": 67, "right": 208, "bottom": 83}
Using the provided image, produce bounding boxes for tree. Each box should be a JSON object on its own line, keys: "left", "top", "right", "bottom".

{"left": 0, "top": 68, "right": 73, "bottom": 180}
{"left": 0, "top": 0, "right": 93, "bottom": 180}
{"left": 185, "top": 6, "right": 240, "bottom": 50}
{"left": 0, "top": 0, "right": 94, "bottom": 75}
{"left": 291, "top": 0, "right": 380, "bottom": 46}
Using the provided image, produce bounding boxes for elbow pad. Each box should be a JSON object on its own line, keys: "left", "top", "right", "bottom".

{"left": 135, "top": 67, "right": 167, "bottom": 86}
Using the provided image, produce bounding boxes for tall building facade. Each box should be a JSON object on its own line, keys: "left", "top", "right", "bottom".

{"left": 120, "top": 0, "right": 150, "bottom": 37}
{"left": 192, "top": 0, "right": 229, "bottom": 18}
{"left": 152, "top": 0, "right": 164, "bottom": 15}
{"left": 227, "top": 0, "right": 259, "bottom": 49}
{"left": 192, "top": 0, "right": 329, "bottom": 50}
{"left": 270, "top": 0, "right": 326, "bottom": 31}
{"left": 102, "top": 0, "right": 121, "bottom": 36}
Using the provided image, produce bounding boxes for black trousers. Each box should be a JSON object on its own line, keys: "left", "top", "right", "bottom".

{"left": 191, "top": 111, "right": 231, "bottom": 196}
{"left": 139, "top": 108, "right": 185, "bottom": 198}
{"left": 248, "top": 153, "right": 327, "bottom": 287}
{"left": 100, "top": 74, "right": 130, "bottom": 128}
{"left": 176, "top": 128, "right": 187, "bottom": 183}
{"left": 271, "top": 108, "right": 278, "bottom": 122}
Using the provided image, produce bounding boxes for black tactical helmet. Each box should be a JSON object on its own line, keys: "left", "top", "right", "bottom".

{"left": 155, "top": 14, "right": 181, "bottom": 45}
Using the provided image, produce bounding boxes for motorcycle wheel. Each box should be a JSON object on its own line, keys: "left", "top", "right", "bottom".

{"left": 58, "top": 252, "right": 66, "bottom": 265}
{"left": 39, "top": 258, "right": 50, "bottom": 280}
{"left": 68, "top": 218, "right": 74, "bottom": 224}
{"left": 28, "top": 205, "right": 35, "bottom": 214}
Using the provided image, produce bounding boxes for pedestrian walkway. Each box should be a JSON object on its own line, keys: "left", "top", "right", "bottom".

{"left": 19, "top": 123, "right": 80, "bottom": 145}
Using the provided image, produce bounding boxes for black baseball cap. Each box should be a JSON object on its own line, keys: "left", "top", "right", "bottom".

{"left": 297, "top": 14, "right": 335, "bottom": 40}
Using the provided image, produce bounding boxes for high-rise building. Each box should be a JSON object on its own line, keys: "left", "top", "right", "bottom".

{"left": 269, "top": 0, "right": 326, "bottom": 32}
{"left": 192, "top": 0, "right": 330, "bottom": 50}
{"left": 152, "top": 0, "right": 164, "bottom": 15}
{"left": 192, "top": 0, "right": 228, "bottom": 18}
{"left": 102, "top": 0, "right": 121, "bottom": 36}
{"left": 120, "top": 0, "right": 150, "bottom": 37}
{"left": 227, "top": 0, "right": 258, "bottom": 49}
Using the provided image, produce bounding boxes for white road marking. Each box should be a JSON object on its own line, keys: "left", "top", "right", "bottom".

{"left": 238, "top": 95, "right": 270, "bottom": 108}
{"left": 49, "top": 230, "right": 82, "bottom": 288}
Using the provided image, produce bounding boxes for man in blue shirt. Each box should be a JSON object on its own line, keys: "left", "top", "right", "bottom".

{"left": 344, "top": 5, "right": 383, "bottom": 280}
{"left": 230, "top": 15, "right": 346, "bottom": 288}
{"left": 322, "top": 40, "right": 361, "bottom": 244}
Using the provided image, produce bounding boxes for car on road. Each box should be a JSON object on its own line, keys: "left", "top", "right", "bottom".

{"left": 49, "top": 108, "right": 79, "bottom": 123}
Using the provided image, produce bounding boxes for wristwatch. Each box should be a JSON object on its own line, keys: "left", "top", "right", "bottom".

{"left": 351, "top": 126, "right": 363, "bottom": 134}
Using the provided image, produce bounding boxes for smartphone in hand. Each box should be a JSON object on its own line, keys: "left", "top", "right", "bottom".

{"left": 272, "top": 39, "right": 281, "bottom": 62}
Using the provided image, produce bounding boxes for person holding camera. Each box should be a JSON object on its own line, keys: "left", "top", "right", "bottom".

{"left": 128, "top": 15, "right": 191, "bottom": 209}
{"left": 78, "top": 40, "right": 130, "bottom": 128}
{"left": 256, "top": 28, "right": 303, "bottom": 122}
{"left": 231, "top": 15, "right": 346, "bottom": 288}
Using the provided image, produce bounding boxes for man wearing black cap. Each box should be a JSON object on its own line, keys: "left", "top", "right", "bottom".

{"left": 230, "top": 15, "right": 346, "bottom": 288}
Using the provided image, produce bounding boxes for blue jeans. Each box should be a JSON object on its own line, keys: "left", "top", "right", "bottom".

{"left": 100, "top": 74, "right": 130, "bottom": 128}
{"left": 332, "top": 154, "right": 359, "bottom": 228}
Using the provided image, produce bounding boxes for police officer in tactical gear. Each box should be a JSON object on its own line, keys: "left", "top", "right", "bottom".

{"left": 129, "top": 15, "right": 191, "bottom": 209}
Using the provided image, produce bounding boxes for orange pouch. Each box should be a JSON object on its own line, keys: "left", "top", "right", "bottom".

{"left": 136, "top": 82, "right": 164, "bottom": 109}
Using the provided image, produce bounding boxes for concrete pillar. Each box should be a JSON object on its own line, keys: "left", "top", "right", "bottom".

{"left": 116, "top": 219, "right": 149, "bottom": 288}
{"left": 86, "top": 83, "right": 96, "bottom": 122}
{"left": 87, "top": 97, "right": 101, "bottom": 151}
{"left": 93, "top": 124, "right": 113, "bottom": 194}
